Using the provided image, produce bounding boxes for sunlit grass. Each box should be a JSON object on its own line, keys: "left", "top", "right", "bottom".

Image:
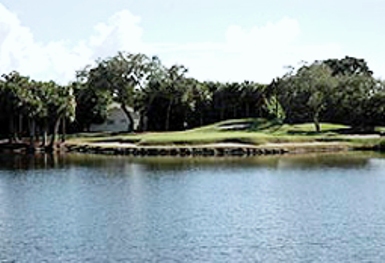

{"left": 67, "top": 118, "right": 372, "bottom": 147}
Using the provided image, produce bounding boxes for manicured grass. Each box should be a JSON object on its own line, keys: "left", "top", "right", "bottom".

{"left": 67, "top": 118, "right": 381, "bottom": 147}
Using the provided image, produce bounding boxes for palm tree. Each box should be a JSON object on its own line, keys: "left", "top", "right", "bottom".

{"left": 46, "top": 84, "right": 75, "bottom": 151}
{"left": 0, "top": 72, "right": 30, "bottom": 143}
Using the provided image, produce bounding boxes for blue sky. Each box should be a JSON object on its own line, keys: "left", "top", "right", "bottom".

{"left": 0, "top": 0, "right": 384, "bottom": 84}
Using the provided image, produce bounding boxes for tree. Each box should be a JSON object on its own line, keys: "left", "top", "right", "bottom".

{"left": 73, "top": 81, "right": 111, "bottom": 132}
{"left": 326, "top": 74, "right": 378, "bottom": 128}
{"left": 134, "top": 55, "right": 168, "bottom": 131}
{"left": 163, "top": 65, "right": 189, "bottom": 131}
{"left": 324, "top": 56, "right": 373, "bottom": 77}
{"left": 365, "top": 81, "right": 385, "bottom": 127}
{"left": 138, "top": 64, "right": 191, "bottom": 131}
{"left": 276, "top": 63, "right": 337, "bottom": 132}
{"left": 0, "top": 73, "right": 76, "bottom": 151}
{"left": 187, "top": 80, "right": 213, "bottom": 127}
{"left": 0, "top": 72, "right": 31, "bottom": 142}
{"left": 22, "top": 80, "right": 45, "bottom": 151}
{"left": 46, "top": 84, "right": 75, "bottom": 150}
{"left": 80, "top": 52, "right": 151, "bottom": 132}
{"left": 32, "top": 81, "right": 75, "bottom": 151}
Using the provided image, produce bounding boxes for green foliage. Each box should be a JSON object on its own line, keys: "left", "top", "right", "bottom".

{"left": 73, "top": 82, "right": 111, "bottom": 131}
{"left": 134, "top": 60, "right": 280, "bottom": 132}
{"left": 139, "top": 64, "right": 191, "bottom": 131}
{"left": 324, "top": 74, "right": 379, "bottom": 127}
{"left": 276, "top": 56, "right": 383, "bottom": 132}
{"left": 324, "top": 56, "right": 373, "bottom": 76}
{"left": 264, "top": 96, "right": 286, "bottom": 121}
{"left": 276, "top": 62, "right": 337, "bottom": 131}
{"left": 0, "top": 71, "right": 75, "bottom": 148}
{"left": 78, "top": 52, "right": 152, "bottom": 131}
{"left": 1, "top": 53, "right": 385, "bottom": 148}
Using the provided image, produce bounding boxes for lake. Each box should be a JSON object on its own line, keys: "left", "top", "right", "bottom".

{"left": 1, "top": 153, "right": 385, "bottom": 262}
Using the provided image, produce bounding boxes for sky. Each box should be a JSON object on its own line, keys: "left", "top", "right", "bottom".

{"left": 0, "top": 0, "right": 384, "bottom": 84}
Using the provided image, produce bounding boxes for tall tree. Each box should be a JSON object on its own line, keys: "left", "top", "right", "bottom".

{"left": 33, "top": 81, "right": 76, "bottom": 151}
{"left": 73, "top": 81, "right": 111, "bottom": 132}
{"left": 325, "top": 74, "right": 378, "bottom": 128}
{"left": 80, "top": 52, "right": 151, "bottom": 132}
{"left": 0, "top": 72, "right": 31, "bottom": 142}
{"left": 276, "top": 63, "right": 337, "bottom": 132}
{"left": 324, "top": 56, "right": 373, "bottom": 76}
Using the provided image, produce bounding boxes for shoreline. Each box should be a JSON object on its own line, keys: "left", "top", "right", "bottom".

{"left": 64, "top": 141, "right": 361, "bottom": 157}
{"left": 0, "top": 139, "right": 381, "bottom": 157}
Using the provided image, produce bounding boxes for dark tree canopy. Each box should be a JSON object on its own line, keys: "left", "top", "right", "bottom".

{"left": 323, "top": 56, "right": 373, "bottom": 77}
{"left": 0, "top": 52, "right": 384, "bottom": 142}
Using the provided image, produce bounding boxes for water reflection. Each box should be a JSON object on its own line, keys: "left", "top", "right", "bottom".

{"left": 0, "top": 153, "right": 69, "bottom": 170}
{"left": 0, "top": 152, "right": 376, "bottom": 171}
{"left": 0, "top": 152, "right": 385, "bottom": 262}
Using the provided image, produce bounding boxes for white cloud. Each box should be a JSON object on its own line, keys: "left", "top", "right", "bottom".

{"left": 0, "top": 4, "right": 344, "bottom": 84}
{"left": 225, "top": 18, "right": 300, "bottom": 53}
{"left": 158, "top": 18, "right": 343, "bottom": 83}
{"left": 89, "top": 10, "right": 146, "bottom": 57}
{"left": 0, "top": 5, "right": 144, "bottom": 84}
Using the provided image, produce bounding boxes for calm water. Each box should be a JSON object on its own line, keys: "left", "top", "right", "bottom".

{"left": 1, "top": 153, "right": 385, "bottom": 262}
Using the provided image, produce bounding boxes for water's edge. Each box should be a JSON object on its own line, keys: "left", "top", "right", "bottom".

{"left": 64, "top": 141, "right": 356, "bottom": 157}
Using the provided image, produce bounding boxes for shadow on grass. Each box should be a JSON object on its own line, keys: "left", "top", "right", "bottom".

{"left": 286, "top": 128, "right": 376, "bottom": 136}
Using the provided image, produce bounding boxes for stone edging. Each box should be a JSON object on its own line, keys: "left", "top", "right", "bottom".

{"left": 65, "top": 142, "right": 353, "bottom": 157}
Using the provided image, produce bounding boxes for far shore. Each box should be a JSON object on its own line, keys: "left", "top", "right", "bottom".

{"left": 62, "top": 119, "right": 385, "bottom": 157}
{"left": 2, "top": 120, "right": 385, "bottom": 157}
{"left": 0, "top": 138, "right": 382, "bottom": 157}
{"left": 63, "top": 140, "right": 377, "bottom": 157}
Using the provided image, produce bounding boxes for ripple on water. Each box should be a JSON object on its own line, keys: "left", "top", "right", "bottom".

{"left": 0, "top": 153, "right": 385, "bottom": 262}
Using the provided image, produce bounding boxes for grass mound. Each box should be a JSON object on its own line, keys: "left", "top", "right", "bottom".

{"left": 189, "top": 118, "right": 348, "bottom": 135}
{"left": 68, "top": 118, "right": 380, "bottom": 147}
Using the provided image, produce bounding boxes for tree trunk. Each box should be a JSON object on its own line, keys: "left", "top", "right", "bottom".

{"left": 41, "top": 120, "right": 48, "bottom": 148}
{"left": 313, "top": 112, "right": 321, "bottom": 133}
{"left": 245, "top": 103, "right": 250, "bottom": 117}
{"left": 139, "top": 115, "right": 148, "bottom": 132}
{"left": 18, "top": 114, "right": 23, "bottom": 141}
{"left": 46, "top": 118, "right": 60, "bottom": 152}
{"left": 28, "top": 118, "right": 36, "bottom": 153}
{"left": 275, "top": 98, "right": 279, "bottom": 118}
{"left": 121, "top": 103, "right": 134, "bottom": 132}
{"left": 35, "top": 124, "right": 40, "bottom": 143}
{"left": 61, "top": 117, "right": 66, "bottom": 143}
{"left": 165, "top": 99, "right": 173, "bottom": 131}
{"left": 220, "top": 105, "right": 224, "bottom": 121}
{"left": 42, "top": 130, "right": 48, "bottom": 147}
{"left": 8, "top": 115, "right": 15, "bottom": 143}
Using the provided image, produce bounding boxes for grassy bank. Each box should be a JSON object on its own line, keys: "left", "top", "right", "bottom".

{"left": 66, "top": 119, "right": 384, "bottom": 150}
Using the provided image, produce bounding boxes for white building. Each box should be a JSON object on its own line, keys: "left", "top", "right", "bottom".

{"left": 90, "top": 103, "right": 139, "bottom": 133}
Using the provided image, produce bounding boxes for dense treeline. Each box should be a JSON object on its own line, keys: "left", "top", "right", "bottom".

{"left": 0, "top": 52, "right": 384, "bottom": 150}
{"left": 0, "top": 72, "right": 75, "bottom": 151}
{"left": 73, "top": 52, "right": 281, "bottom": 132}
{"left": 275, "top": 57, "right": 385, "bottom": 131}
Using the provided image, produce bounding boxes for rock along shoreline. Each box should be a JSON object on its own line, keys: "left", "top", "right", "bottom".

{"left": 64, "top": 141, "right": 355, "bottom": 157}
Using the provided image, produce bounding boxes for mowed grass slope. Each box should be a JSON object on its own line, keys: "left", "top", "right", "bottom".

{"left": 67, "top": 119, "right": 374, "bottom": 146}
